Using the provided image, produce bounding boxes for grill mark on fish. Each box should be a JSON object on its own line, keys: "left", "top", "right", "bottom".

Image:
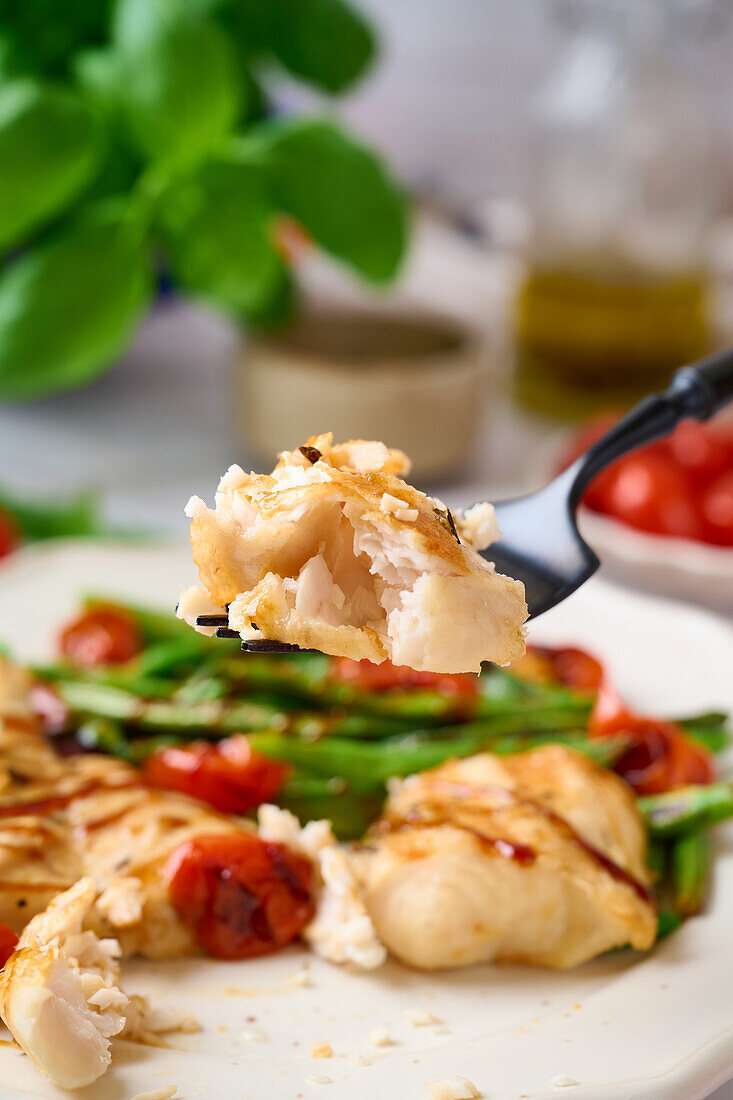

{"left": 382, "top": 779, "right": 651, "bottom": 902}
{"left": 0, "top": 780, "right": 141, "bottom": 821}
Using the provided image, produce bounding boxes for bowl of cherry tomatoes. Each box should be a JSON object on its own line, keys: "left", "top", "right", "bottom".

{"left": 561, "top": 414, "right": 733, "bottom": 614}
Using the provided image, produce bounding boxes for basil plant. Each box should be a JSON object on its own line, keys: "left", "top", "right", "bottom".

{"left": 0, "top": 0, "right": 408, "bottom": 399}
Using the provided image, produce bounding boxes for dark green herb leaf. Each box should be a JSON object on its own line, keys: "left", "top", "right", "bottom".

{"left": 72, "top": 50, "right": 141, "bottom": 199}
{"left": 247, "top": 118, "right": 407, "bottom": 282}
{"left": 210, "top": 0, "right": 374, "bottom": 93}
{"left": 0, "top": 202, "right": 153, "bottom": 400}
{"left": 0, "top": 80, "right": 102, "bottom": 252}
{"left": 0, "top": 488, "right": 101, "bottom": 540}
{"left": 265, "top": 0, "right": 376, "bottom": 93}
{"left": 0, "top": 0, "right": 113, "bottom": 77}
{"left": 112, "top": 0, "right": 242, "bottom": 166}
{"left": 157, "top": 157, "right": 283, "bottom": 314}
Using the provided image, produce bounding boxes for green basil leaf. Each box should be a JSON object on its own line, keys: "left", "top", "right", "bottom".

{"left": 158, "top": 158, "right": 283, "bottom": 314}
{"left": 0, "top": 80, "right": 102, "bottom": 252}
{"left": 73, "top": 49, "right": 142, "bottom": 198}
{"left": 0, "top": 0, "right": 113, "bottom": 77}
{"left": 112, "top": 0, "right": 242, "bottom": 166}
{"left": 266, "top": 0, "right": 375, "bottom": 93}
{"left": 0, "top": 203, "right": 153, "bottom": 400}
{"left": 0, "top": 488, "right": 102, "bottom": 541}
{"left": 211, "top": 0, "right": 374, "bottom": 92}
{"left": 248, "top": 118, "right": 407, "bottom": 282}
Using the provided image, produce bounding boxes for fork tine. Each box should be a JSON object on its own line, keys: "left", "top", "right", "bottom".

{"left": 240, "top": 639, "right": 317, "bottom": 654}
{"left": 196, "top": 614, "right": 229, "bottom": 627}
{"left": 215, "top": 627, "right": 241, "bottom": 639}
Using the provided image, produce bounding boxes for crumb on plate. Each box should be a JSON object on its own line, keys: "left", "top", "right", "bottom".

{"left": 426, "top": 1076, "right": 481, "bottom": 1099}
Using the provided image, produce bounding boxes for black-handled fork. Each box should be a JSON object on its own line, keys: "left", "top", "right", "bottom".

{"left": 197, "top": 348, "right": 733, "bottom": 650}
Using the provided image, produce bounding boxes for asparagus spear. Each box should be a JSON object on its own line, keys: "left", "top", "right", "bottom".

{"left": 671, "top": 832, "right": 711, "bottom": 917}
{"left": 639, "top": 783, "right": 733, "bottom": 839}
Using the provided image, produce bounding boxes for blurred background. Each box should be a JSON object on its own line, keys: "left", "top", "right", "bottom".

{"left": 1, "top": 0, "right": 733, "bottom": 614}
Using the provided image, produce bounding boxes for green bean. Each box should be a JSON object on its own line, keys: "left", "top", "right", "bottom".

{"left": 656, "top": 910, "right": 683, "bottom": 940}
{"left": 671, "top": 832, "right": 711, "bottom": 917}
{"left": 218, "top": 656, "right": 593, "bottom": 726}
{"left": 676, "top": 712, "right": 731, "bottom": 755}
{"left": 646, "top": 841, "right": 667, "bottom": 879}
{"left": 54, "top": 679, "right": 410, "bottom": 739}
{"left": 639, "top": 783, "right": 733, "bottom": 839}
{"left": 76, "top": 717, "right": 136, "bottom": 761}
{"left": 247, "top": 729, "right": 626, "bottom": 784}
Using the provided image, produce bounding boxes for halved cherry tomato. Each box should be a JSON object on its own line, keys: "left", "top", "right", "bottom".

{"left": 701, "top": 469, "right": 733, "bottom": 546}
{"left": 330, "top": 657, "right": 479, "bottom": 698}
{"left": 590, "top": 680, "right": 715, "bottom": 794}
{"left": 143, "top": 736, "right": 289, "bottom": 815}
{"left": 164, "top": 833, "right": 314, "bottom": 958}
{"left": 0, "top": 923, "right": 18, "bottom": 968}
{"left": 59, "top": 605, "right": 142, "bottom": 666}
{"left": 528, "top": 645, "right": 605, "bottom": 692}
{"left": 0, "top": 506, "right": 20, "bottom": 560}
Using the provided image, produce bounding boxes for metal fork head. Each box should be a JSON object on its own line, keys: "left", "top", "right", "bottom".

{"left": 485, "top": 467, "right": 599, "bottom": 620}
{"left": 194, "top": 614, "right": 316, "bottom": 653}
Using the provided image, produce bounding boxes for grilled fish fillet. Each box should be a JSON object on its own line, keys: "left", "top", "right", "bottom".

{"left": 360, "top": 746, "right": 657, "bottom": 969}
{"left": 179, "top": 433, "right": 528, "bottom": 672}
{"left": 0, "top": 659, "right": 251, "bottom": 957}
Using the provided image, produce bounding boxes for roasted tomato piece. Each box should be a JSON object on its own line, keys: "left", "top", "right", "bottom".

{"left": 0, "top": 506, "right": 20, "bottom": 560}
{"left": 527, "top": 645, "right": 605, "bottom": 692}
{"left": 59, "top": 605, "right": 142, "bottom": 666}
{"left": 591, "top": 681, "right": 715, "bottom": 794}
{"left": 143, "top": 737, "right": 288, "bottom": 815}
{"left": 330, "top": 657, "right": 479, "bottom": 698}
{"left": 0, "top": 923, "right": 18, "bottom": 968}
{"left": 164, "top": 833, "right": 314, "bottom": 958}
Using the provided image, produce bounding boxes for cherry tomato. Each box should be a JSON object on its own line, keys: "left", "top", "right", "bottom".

{"left": 701, "top": 470, "right": 733, "bottom": 546}
{"left": 164, "top": 833, "right": 314, "bottom": 958}
{"left": 590, "top": 681, "right": 715, "bottom": 794}
{"left": 0, "top": 506, "right": 20, "bottom": 560}
{"left": 591, "top": 452, "right": 704, "bottom": 540}
{"left": 528, "top": 645, "right": 605, "bottom": 692}
{"left": 666, "top": 419, "right": 731, "bottom": 486}
{"left": 143, "top": 737, "right": 288, "bottom": 815}
{"left": 0, "top": 923, "right": 18, "bottom": 968}
{"left": 330, "top": 657, "right": 479, "bottom": 698}
{"left": 59, "top": 605, "right": 142, "bottom": 666}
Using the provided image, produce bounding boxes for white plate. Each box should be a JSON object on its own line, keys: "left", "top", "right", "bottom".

{"left": 579, "top": 509, "right": 733, "bottom": 616}
{"left": 0, "top": 539, "right": 732, "bottom": 1100}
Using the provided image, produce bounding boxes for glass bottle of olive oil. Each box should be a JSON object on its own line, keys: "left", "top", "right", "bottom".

{"left": 515, "top": 262, "right": 709, "bottom": 418}
{"left": 514, "top": 0, "right": 716, "bottom": 418}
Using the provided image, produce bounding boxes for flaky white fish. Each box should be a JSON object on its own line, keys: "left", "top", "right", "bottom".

{"left": 179, "top": 434, "right": 527, "bottom": 672}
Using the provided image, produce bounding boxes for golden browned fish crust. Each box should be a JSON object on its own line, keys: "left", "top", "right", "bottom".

{"left": 181, "top": 433, "right": 528, "bottom": 672}
{"left": 360, "top": 746, "right": 657, "bottom": 969}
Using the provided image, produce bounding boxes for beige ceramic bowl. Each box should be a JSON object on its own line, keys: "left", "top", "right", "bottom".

{"left": 235, "top": 307, "right": 487, "bottom": 479}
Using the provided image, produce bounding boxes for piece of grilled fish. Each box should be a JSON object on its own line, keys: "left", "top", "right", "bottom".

{"left": 360, "top": 745, "right": 657, "bottom": 969}
{"left": 179, "top": 433, "right": 528, "bottom": 672}
{"left": 0, "top": 659, "right": 250, "bottom": 957}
